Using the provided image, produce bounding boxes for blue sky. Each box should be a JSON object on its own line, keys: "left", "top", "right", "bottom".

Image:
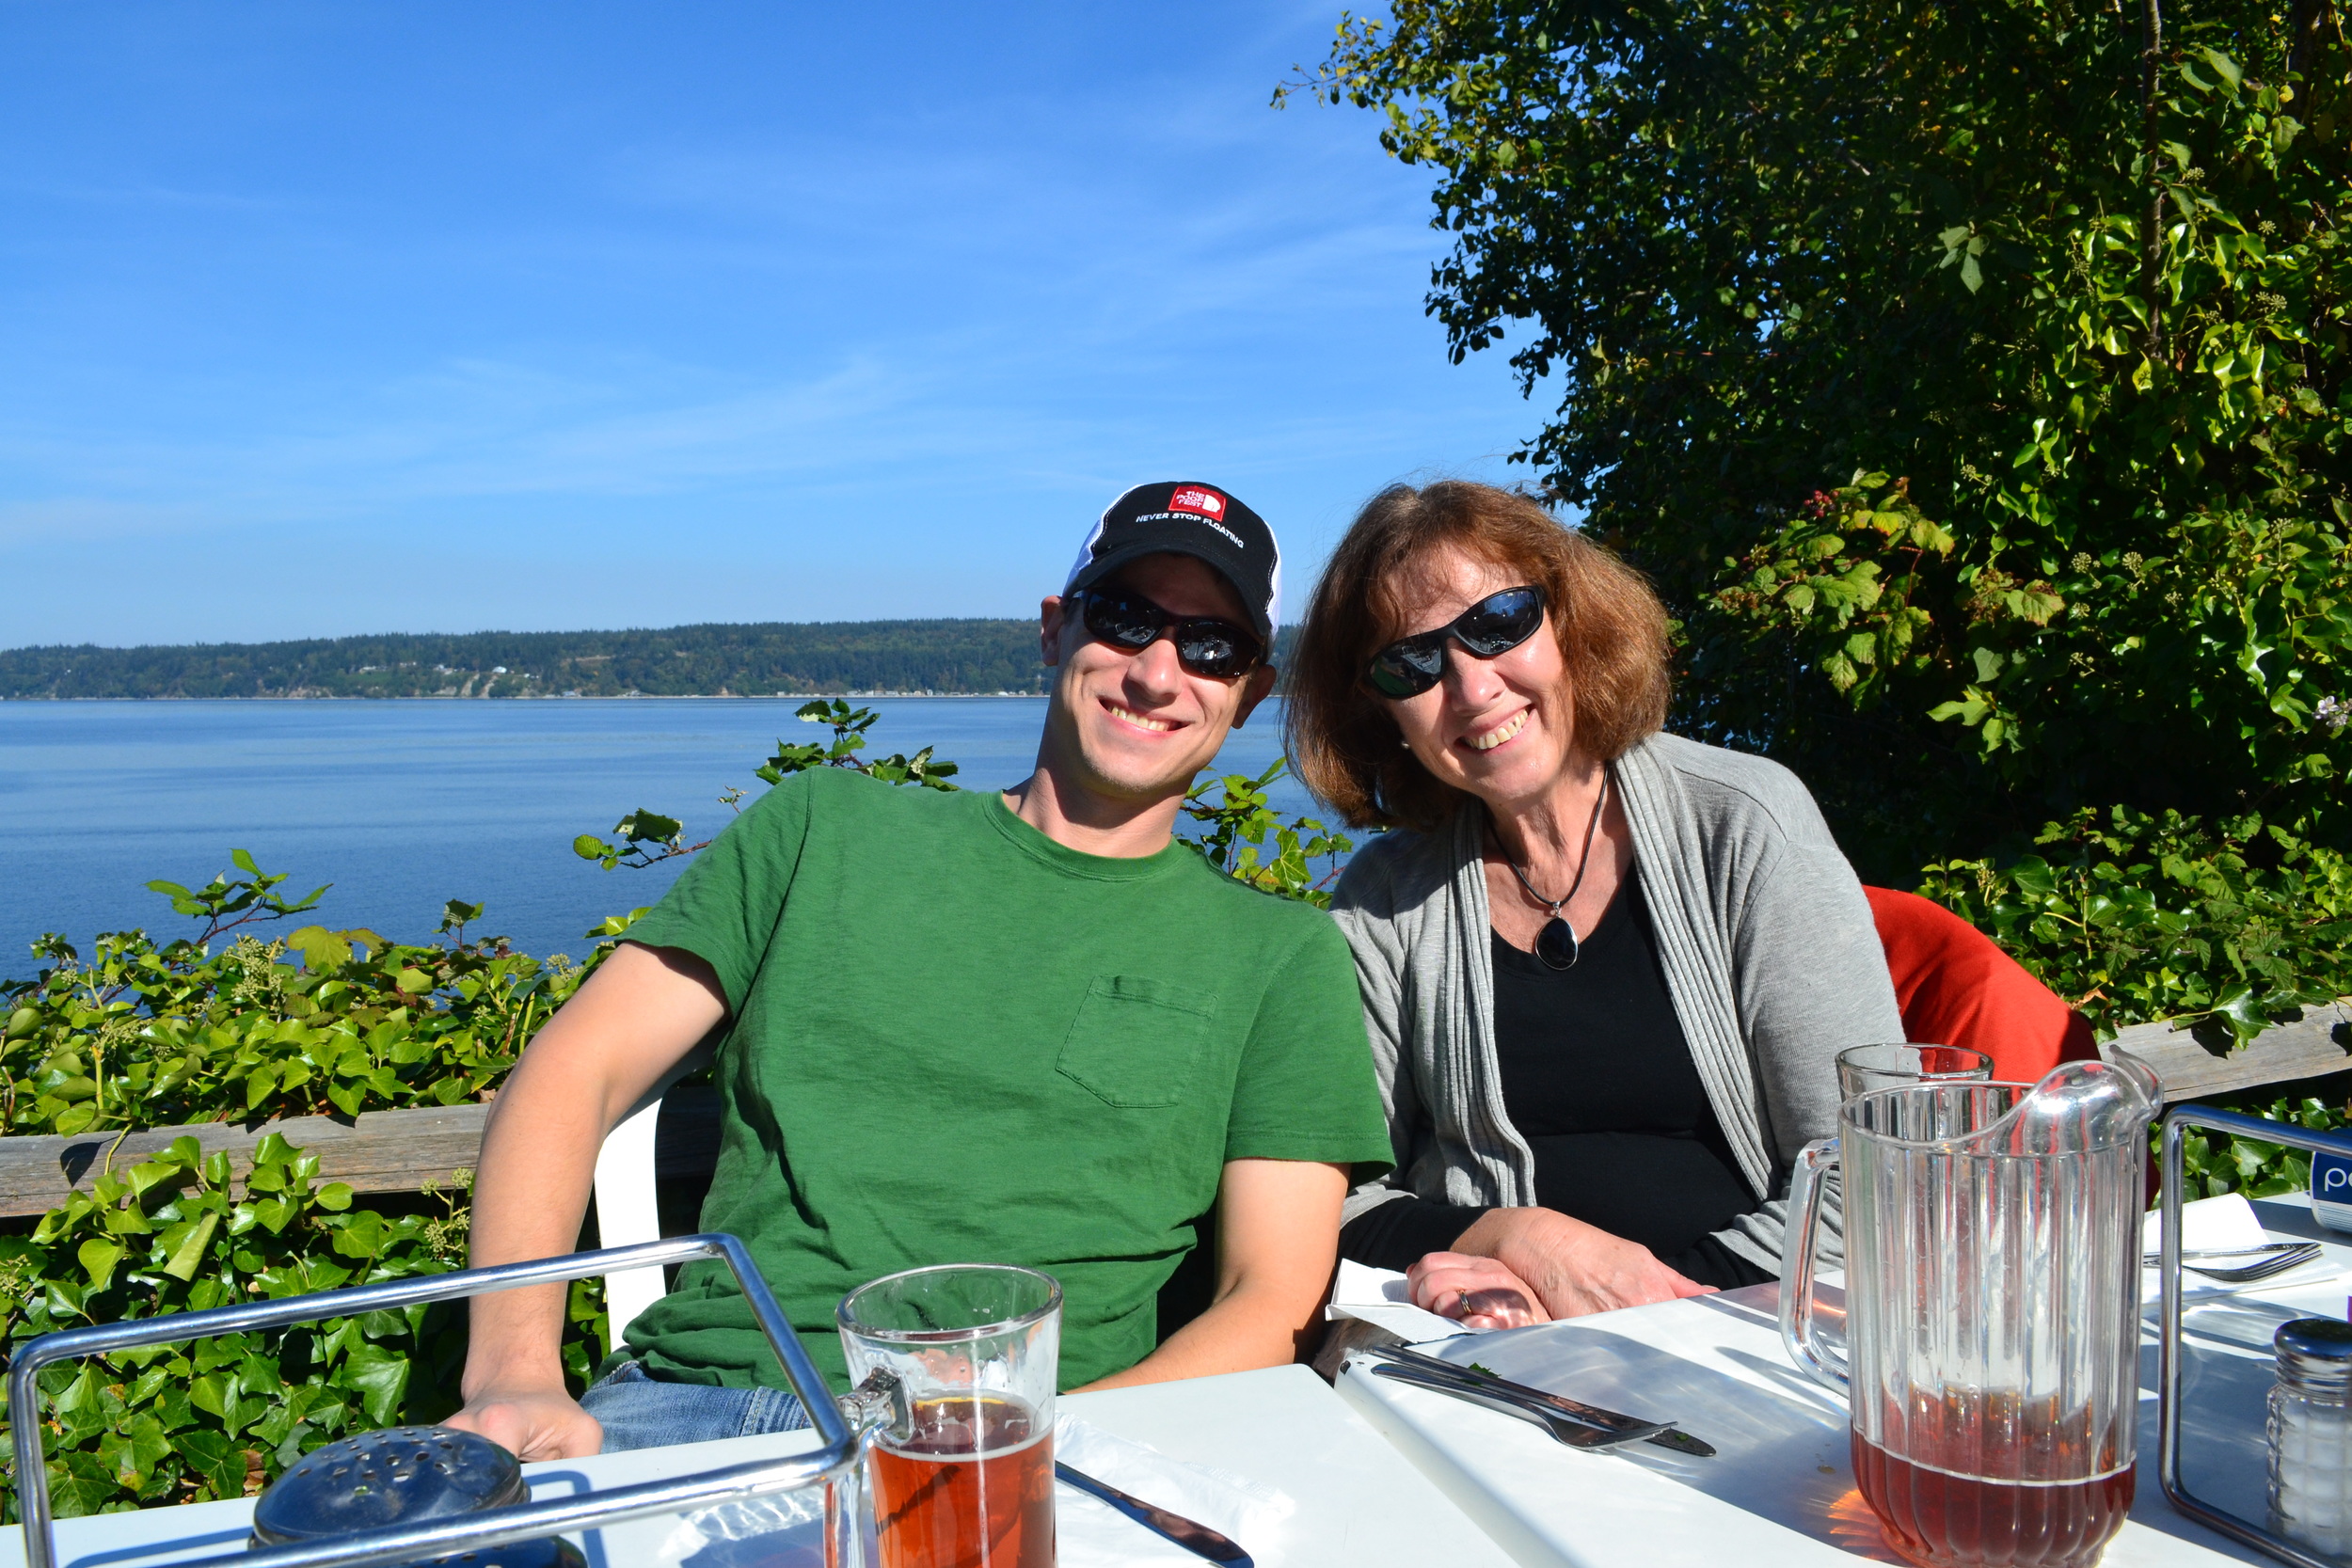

{"left": 0, "top": 3, "right": 1547, "bottom": 647}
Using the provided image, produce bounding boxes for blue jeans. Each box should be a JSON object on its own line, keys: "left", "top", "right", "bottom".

{"left": 580, "top": 1358, "right": 813, "bottom": 1453}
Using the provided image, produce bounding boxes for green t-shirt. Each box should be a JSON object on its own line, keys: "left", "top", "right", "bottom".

{"left": 617, "top": 768, "right": 1392, "bottom": 1394}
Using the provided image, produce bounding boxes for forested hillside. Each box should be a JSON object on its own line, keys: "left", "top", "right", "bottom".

{"left": 0, "top": 620, "right": 1052, "bottom": 698}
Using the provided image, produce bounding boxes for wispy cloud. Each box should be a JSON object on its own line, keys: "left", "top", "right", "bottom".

{"left": 0, "top": 1, "right": 1540, "bottom": 644}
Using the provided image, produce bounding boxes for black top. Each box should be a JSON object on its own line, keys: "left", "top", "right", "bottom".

{"left": 1340, "top": 877, "right": 1773, "bottom": 1291}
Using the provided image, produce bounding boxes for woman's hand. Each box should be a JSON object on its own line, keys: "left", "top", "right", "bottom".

{"left": 1406, "top": 1251, "right": 1552, "bottom": 1330}
{"left": 1453, "top": 1208, "right": 1713, "bottom": 1319}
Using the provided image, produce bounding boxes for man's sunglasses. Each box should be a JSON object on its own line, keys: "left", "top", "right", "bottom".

{"left": 1073, "top": 588, "right": 1264, "bottom": 680}
{"left": 1365, "top": 585, "right": 1548, "bottom": 699}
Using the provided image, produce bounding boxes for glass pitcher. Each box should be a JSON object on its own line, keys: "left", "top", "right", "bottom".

{"left": 1781, "top": 1056, "right": 2161, "bottom": 1568}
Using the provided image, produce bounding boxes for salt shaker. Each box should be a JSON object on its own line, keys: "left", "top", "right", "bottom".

{"left": 2268, "top": 1317, "right": 2352, "bottom": 1556}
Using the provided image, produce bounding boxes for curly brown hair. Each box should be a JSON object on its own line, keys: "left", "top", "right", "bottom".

{"left": 1284, "top": 481, "right": 1673, "bottom": 832}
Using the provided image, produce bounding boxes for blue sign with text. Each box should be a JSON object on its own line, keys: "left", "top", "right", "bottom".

{"left": 2311, "top": 1149, "right": 2352, "bottom": 1233}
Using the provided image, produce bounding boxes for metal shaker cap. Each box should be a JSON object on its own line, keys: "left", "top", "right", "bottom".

{"left": 253, "top": 1426, "right": 528, "bottom": 1545}
{"left": 2275, "top": 1318, "right": 2352, "bottom": 1396}
{"left": 2276, "top": 1318, "right": 2352, "bottom": 1362}
{"left": 248, "top": 1423, "right": 585, "bottom": 1566}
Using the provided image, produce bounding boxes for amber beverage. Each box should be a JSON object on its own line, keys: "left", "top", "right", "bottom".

{"left": 839, "top": 1266, "right": 1063, "bottom": 1568}
{"left": 1853, "top": 1431, "right": 2135, "bottom": 1568}
{"left": 869, "top": 1394, "right": 1053, "bottom": 1568}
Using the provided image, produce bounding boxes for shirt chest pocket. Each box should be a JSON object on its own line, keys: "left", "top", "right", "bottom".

{"left": 1056, "top": 975, "right": 1216, "bottom": 1109}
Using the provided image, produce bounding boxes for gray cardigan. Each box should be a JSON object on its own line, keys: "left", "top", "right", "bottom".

{"left": 1329, "top": 732, "right": 1901, "bottom": 1275}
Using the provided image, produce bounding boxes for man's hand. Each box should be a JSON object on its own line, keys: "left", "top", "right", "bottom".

{"left": 1406, "top": 1251, "right": 1551, "bottom": 1331}
{"left": 1452, "top": 1208, "right": 1713, "bottom": 1319}
{"left": 457, "top": 941, "right": 729, "bottom": 1450}
{"left": 445, "top": 1384, "right": 603, "bottom": 1462}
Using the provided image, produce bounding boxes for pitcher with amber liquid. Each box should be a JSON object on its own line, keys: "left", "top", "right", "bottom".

{"left": 1781, "top": 1056, "right": 2161, "bottom": 1568}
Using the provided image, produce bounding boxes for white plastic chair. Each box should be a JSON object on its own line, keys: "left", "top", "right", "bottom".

{"left": 591, "top": 1044, "right": 713, "bottom": 1347}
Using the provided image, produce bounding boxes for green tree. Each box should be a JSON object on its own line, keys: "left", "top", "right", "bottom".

{"left": 1286, "top": 0, "right": 2352, "bottom": 877}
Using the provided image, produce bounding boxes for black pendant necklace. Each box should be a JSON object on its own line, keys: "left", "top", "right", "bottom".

{"left": 1495, "top": 774, "right": 1611, "bottom": 972}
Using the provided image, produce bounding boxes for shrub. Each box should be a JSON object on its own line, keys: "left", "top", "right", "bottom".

{"left": 2, "top": 901, "right": 581, "bottom": 1141}
{"left": 1916, "top": 805, "right": 2352, "bottom": 1042}
{"left": 0, "top": 1131, "right": 607, "bottom": 1517}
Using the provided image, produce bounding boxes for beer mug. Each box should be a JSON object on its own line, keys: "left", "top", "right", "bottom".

{"left": 1836, "top": 1043, "right": 1994, "bottom": 1103}
{"left": 838, "top": 1263, "right": 1060, "bottom": 1568}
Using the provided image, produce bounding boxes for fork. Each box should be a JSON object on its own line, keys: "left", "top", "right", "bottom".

{"left": 2143, "top": 1241, "right": 2325, "bottom": 1282}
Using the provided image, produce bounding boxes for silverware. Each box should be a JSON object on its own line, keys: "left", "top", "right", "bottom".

{"left": 1055, "top": 1460, "right": 1252, "bottom": 1566}
{"left": 1361, "top": 1341, "right": 1716, "bottom": 1458}
{"left": 1368, "top": 1363, "right": 1674, "bottom": 1450}
{"left": 2142, "top": 1240, "right": 2319, "bottom": 1266}
{"left": 2149, "top": 1241, "right": 2325, "bottom": 1284}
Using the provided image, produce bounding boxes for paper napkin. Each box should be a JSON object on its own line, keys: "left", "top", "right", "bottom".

{"left": 1321, "top": 1258, "right": 1479, "bottom": 1341}
{"left": 2142, "top": 1191, "right": 2342, "bottom": 1294}
{"left": 1054, "top": 1413, "right": 1295, "bottom": 1568}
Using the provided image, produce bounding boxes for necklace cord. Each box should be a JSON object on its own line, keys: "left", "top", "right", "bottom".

{"left": 1493, "top": 772, "right": 1611, "bottom": 926}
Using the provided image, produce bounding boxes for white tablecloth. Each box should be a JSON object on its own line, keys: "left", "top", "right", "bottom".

{"left": 1336, "top": 1193, "right": 2352, "bottom": 1568}
{"left": 0, "top": 1363, "right": 1513, "bottom": 1568}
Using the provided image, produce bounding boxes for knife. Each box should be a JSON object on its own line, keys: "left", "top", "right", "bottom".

{"left": 1360, "top": 1341, "right": 1716, "bottom": 1458}
{"left": 1055, "top": 1460, "right": 1254, "bottom": 1566}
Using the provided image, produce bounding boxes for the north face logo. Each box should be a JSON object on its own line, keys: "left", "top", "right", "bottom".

{"left": 1168, "top": 486, "right": 1227, "bottom": 520}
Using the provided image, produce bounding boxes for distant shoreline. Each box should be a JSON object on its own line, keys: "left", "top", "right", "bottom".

{"left": 0, "top": 617, "right": 1061, "bottom": 701}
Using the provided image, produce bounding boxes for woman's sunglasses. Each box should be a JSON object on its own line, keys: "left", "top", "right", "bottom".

{"left": 1073, "top": 588, "right": 1264, "bottom": 680}
{"left": 1365, "top": 585, "right": 1548, "bottom": 699}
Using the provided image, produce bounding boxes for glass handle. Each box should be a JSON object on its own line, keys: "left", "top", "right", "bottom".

{"left": 837, "top": 1367, "right": 912, "bottom": 1445}
{"left": 1779, "top": 1136, "right": 1848, "bottom": 1391}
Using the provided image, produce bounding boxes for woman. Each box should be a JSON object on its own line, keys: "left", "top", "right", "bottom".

{"left": 1287, "top": 481, "right": 1901, "bottom": 1328}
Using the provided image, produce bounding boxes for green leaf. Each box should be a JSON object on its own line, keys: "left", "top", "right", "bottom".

{"left": 78, "top": 1238, "right": 123, "bottom": 1292}
{"left": 328, "top": 1210, "right": 387, "bottom": 1259}
{"left": 2198, "top": 46, "right": 2243, "bottom": 92}
{"left": 173, "top": 1429, "right": 249, "bottom": 1501}
{"left": 285, "top": 926, "right": 353, "bottom": 972}
{"left": 159, "top": 1210, "right": 220, "bottom": 1281}
{"left": 337, "top": 1343, "right": 413, "bottom": 1427}
{"left": 2008, "top": 857, "right": 2059, "bottom": 900}
{"left": 99, "top": 1413, "right": 172, "bottom": 1491}
{"left": 2209, "top": 985, "right": 2269, "bottom": 1044}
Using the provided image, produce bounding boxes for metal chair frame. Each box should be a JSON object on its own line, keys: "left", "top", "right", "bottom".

{"left": 2158, "top": 1104, "right": 2352, "bottom": 1568}
{"left": 8, "top": 1233, "right": 858, "bottom": 1568}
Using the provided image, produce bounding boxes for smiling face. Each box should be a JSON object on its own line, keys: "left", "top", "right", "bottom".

{"left": 1037, "top": 551, "right": 1276, "bottom": 810}
{"left": 1377, "top": 542, "right": 1581, "bottom": 814}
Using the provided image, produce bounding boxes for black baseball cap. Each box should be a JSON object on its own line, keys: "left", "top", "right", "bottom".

{"left": 1062, "top": 481, "right": 1282, "bottom": 642}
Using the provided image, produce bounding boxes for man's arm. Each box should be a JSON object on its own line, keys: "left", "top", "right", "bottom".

{"left": 443, "top": 942, "right": 728, "bottom": 1460}
{"left": 1076, "top": 1158, "right": 1348, "bottom": 1390}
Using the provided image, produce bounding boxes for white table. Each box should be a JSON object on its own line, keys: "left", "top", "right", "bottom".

{"left": 1, "top": 1363, "right": 1515, "bottom": 1568}
{"left": 1337, "top": 1193, "right": 2352, "bottom": 1568}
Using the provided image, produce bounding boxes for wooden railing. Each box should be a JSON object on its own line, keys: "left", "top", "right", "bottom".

{"left": 0, "top": 1085, "right": 723, "bottom": 1221}
{"left": 2101, "top": 997, "right": 2352, "bottom": 1101}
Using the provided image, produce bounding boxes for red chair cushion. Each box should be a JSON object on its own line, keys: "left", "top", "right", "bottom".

{"left": 1864, "top": 886, "right": 2099, "bottom": 1084}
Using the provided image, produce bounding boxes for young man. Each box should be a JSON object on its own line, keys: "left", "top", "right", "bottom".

{"left": 449, "top": 482, "right": 1392, "bottom": 1459}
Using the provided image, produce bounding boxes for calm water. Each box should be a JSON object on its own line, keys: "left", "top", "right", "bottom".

{"left": 0, "top": 698, "right": 1315, "bottom": 981}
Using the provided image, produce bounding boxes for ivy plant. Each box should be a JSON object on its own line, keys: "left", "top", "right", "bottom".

{"left": 1917, "top": 804, "right": 2352, "bottom": 1040}
{"left": 2, "top": 887, "right": 586, "bottom": 1139}
{"left": 0, "top": 1132, "right": 608, "bottom": 1521}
